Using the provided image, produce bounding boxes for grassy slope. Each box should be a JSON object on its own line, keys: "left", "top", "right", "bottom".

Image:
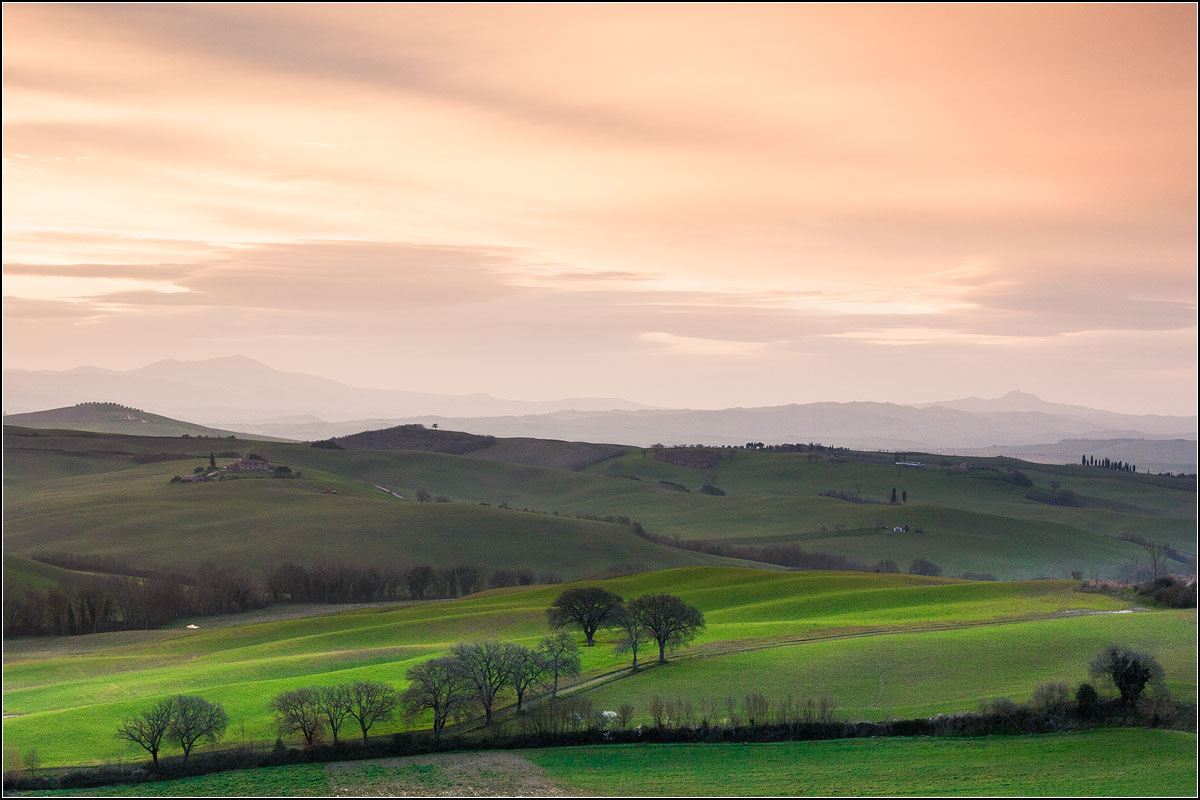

{"left": 528, "top": 731, "right": 1199, "bottom": 797}
{"left": 5, "top": 429, "right": 1194, "bottom": 579}
{"left": 2, "top": 555, "right": 94, "bottom": 592}
{"left": 2, "top": 447, "right": 737, "bottom": 578}
{"left": 4, "top": 568, "right": 1194, "bottom": 767}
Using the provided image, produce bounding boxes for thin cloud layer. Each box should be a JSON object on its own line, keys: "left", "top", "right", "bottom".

{"left": 2, "top": 4, "right": 1195, "bottom": 415}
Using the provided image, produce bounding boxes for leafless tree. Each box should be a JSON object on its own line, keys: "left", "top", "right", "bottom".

{"left": 612, "top": 604, "right": 651, "bottom": 669}
{"left": 168, "top": 695, "right": 227, "bottom": 763}
{"left": 546, "top": 587, "right": 623, "bottom": 646}
{"left": 402, "top": 657, "right": 468, "bottom": 739}
{"left": 506, "top": 645, "right": 550, "bottom": 712}
{"left": 537, "top": 633, "right": 581, "bottom": 698}
{"left": 270, "top": 687, "right": 323, "bottom": 746}
{"left": 116, "top": 697, "right": 175, "bottom": 769}
{"left": 316, "top": 684, "right": 353, "bottom": 746}
{"left": 450, "top": 641, "right": 517, "bottom": 724}
{"left": 626, "top": 594, "right": 706, "bottom": 663}
{"left": 347, "top": 681, "right": 399, "bottom": 742}
{"left": 1143, "top": 541, "right": 1168, "bottom": 581}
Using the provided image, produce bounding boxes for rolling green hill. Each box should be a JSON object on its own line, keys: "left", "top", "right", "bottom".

{"left": 2, "top": 429, "right": 747, "bottom": 578}
{"left": 4, "top": 427, "right": 1194, "bottom": 580}
{"left": 2, "top": 568, "right": 1193, "bottom": 767}
{"left": 328, "top": 423, "right": 627, "bottom": 470}
{"left": 1, "top": 554, "right": 94, "bottom": 592}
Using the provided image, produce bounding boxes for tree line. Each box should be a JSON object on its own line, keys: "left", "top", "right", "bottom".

{"left": 99, "top": 638, "right": 1183, "bottom": 788}
{"left": 3, "top": 555, "right": 563, "bottom": 638}
{"left": 1082, "top": 455, "right": 1136, "bottom": 472}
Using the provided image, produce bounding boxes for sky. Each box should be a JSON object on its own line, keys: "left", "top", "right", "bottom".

{"left": 3, "top": 3, "right": 1196, "bottom": 415}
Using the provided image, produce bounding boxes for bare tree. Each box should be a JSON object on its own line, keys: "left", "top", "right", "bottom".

{"left": 612, "top": 604, "right": 651, "bottom": 669}
{"left": 115, "top": 697, "right": 175, "bottom": 769}
{"left": 347, "top": 681, "right": 399, "bottom": 742}
{"left": 537, "top": 633, "right": 582, "bottom": 698}
{"left": 168, "top": 695, "right": 227, "bottom": 763}
{"left": 1142, "top": 541, "right": 1168, "bottom": 581}
{"left": 402, "top": 657, "right": 468, "bottom": 740}
{"left": 546, "top": 587, "right": 623, "bottom": 646}
{"left": 316, "top": 684, "right": 353, "bottom": 746}
{"left": 453, "top": 565, "right": 480, "bottom": 596}
{"left": 450, "top": 641, "right": 517, "bottom": 724}
{"left": 506, "top": 645, "right": 549, "bottom": 712}
{"left": 270, "top": 687, "right": 322, "bottom": 747}
{"left": 627, "top": 594, "right": 706, "bottom": 663}
{"left": 405, "top": 566, "right": 435, "bottom": 600}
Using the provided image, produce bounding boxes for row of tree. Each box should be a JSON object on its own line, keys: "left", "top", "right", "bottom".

{"left": 116, "top": 640, "right": 1170, "bottom": 773}
{"left": 3, "top": 565, "right": 271, "bottom": 638}
{"left": 1082, "top": 455, "right": 1136, "bottom": 472}
{"left": 3, "top": 557, "right": 566, "bottom": 638}
{"left": 547, "top": 587, "right": 706, "bottom": 666}
{"left": 116, "top": 696, "right": 228, "bottom": 769}
{"left": 402, "top": 635, "right": 583, "bottom": 738}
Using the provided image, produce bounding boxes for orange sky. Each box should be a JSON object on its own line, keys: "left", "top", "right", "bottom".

{"left": 3, "top": 3, "right": 1196, "bottom": 415}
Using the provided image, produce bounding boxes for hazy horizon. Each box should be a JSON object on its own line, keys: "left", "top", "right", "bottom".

{"left": 4, "top": 4, "right": 1197, "bottom": 417}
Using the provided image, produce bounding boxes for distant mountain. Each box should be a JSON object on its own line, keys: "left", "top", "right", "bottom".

{"left": 6, "top": 361, "right": 1193, "bottom": 457}
{"left": 921, "top": 390, "right": 1196, "bottom": 436}
{"left": 1, "top": 356, "right": 654, "bottom": 421}
{"left": 1, "top": 402, "right": 283, "bottom": 440}
{"left": 250, "top": 398, "right": 1195, "bottom": 456}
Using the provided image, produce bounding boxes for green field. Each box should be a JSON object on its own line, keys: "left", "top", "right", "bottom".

{"left": 528, "top": 730, "right": 1199, "bottom": 797}
{"left": 5, "top": 427, "right": 1193, "bottom": 581}
{"left": 2, "top": 555, "right": 93, "bottom": 592}
{"left": 4, "top": 568, "right": 1194, "bottom": 768}
{"left": 16, "top": 731, "right": 1197, "bottom": 796}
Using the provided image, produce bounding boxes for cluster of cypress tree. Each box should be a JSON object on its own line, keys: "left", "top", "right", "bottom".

{"left": 1081, "top": 455, "right": 1136, "bottom": 472}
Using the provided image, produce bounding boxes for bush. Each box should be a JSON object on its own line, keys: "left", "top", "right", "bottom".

{"left": 1030, "top": 682, "right": 1071, "bottom": 713}
{"left": 1089, "top": 644, "right": 1165, "bottom": 706}
{"left": 908, "top": 557, "right": 942, "bottom": 577}
{"left": 1137, "top": 576, "right": 1197, "bottom": 609}
{"left": 1075, "top": 683, "right": 1100, "bottom": 719}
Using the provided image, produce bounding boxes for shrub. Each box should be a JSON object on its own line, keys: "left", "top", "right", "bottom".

{"left": 1089, "top": 644, "right": 1166, "bottom": 706}
{"left": 1030, "top": 682, "right": 1071, "bottom": 713}
{"left": 1075, "top": 683, "right": 1100, "bottom": 719}
{"left": 908, "top": 557, "right": 942, "bottom": 577}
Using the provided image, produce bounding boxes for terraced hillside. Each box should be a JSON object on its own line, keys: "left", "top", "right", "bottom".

{"left": 6, "top": 426, "right": 1191, "bottom": 580}
{"left": 3, "top": 568, "right": 1194, "bottom": 767}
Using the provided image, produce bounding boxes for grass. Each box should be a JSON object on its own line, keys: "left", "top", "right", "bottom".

{"left": 15, "top": 730, "right": 1197, "bottom": 796}
{"left": 580, "top": 611, "right": 1197, "bottom": 722}
{"left": 3, "top": 454, "right": 740, "bottom": 578}
{"left": 2, "top": 555, "right": 93, "bottom": 592}
{"left": 8, "top": 427, "right": 1192, "bottom": 582}
{"left": 527, "top": 729, "right": 1199, "bottom": 797}
{"left": 6, "top": 567, "right": 1192, "bottom": 768}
